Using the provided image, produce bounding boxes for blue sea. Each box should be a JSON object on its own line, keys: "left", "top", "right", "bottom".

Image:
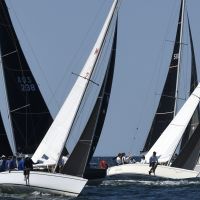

{"left": 0, "top": 157, "right": 200, "bottom": 200}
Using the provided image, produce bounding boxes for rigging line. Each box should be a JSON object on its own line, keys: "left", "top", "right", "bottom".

{"left": 7, "top": 1, "right": 60, "bottom": 111}
{"left": 165, "top": 40, "right": 188, "bottom": 45}
{"left": 71, "top": 72, "right": 99, "bottom": 86}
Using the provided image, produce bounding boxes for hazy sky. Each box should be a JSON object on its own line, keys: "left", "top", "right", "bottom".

{"left": 6, "top": 0, "right": 200, "bottom": 156}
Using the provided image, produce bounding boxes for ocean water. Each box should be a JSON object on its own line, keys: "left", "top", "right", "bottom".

{"left": 0, "top": 157, "right": 200, "bottom": 200}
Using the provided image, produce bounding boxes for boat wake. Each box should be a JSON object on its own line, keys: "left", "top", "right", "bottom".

{"left": 101, "top": 177, "right": 200, "bottom": 187}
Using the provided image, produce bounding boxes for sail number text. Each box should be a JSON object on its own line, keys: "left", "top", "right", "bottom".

{"left": 17, "top": 76, "right": 36, "bottom": 92}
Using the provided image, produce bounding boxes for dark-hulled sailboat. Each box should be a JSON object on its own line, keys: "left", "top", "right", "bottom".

{"left": 0, "top": 0, "right": 53, "bottom": 155}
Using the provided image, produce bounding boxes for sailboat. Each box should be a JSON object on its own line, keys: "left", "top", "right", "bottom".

{"left": 0, "top": 0, "right": 119, "bottom": 197}
{"left": 107, "top": 83, "right": 200, "bottom": 179}
{"left": 107, "top": 0, "right": 200, "bottom": 179}
{"left": 0, "top": 0, "right": 53, "bottom": 156}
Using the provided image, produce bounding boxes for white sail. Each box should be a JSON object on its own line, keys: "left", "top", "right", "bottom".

{"left": 145, "top": 83, "right": 200, "bottom": 163}
{"left": 32, "top": 0, "right": 118, "bottom": 165}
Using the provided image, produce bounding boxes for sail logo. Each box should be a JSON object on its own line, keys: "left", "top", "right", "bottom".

{"left": 94, "top": 48, "right": 99, "bottom": 55}
{"left": 173, "top": 53, "right": 179, "bottom": 60}
{"left": 17, "top": 76, "right": 36, "bottom": 92}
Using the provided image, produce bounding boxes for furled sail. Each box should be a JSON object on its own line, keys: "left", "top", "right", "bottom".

{"left": 61, "top": 15, "right": 118, "bottom": 177}
{"left": 0, "top": 0, "right": 53, "bottom": 155}
{"left": 145, "top": 84, "right": 200, "bottom": 164}
{"left": 32, "top": 0, "right": 119, "bottom": 167}
{"left": 142, "top": 0, "right": 184, "bottom": 152}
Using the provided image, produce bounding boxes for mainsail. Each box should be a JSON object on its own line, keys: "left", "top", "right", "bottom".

{"left": 0, "top": 0, "right": 53, "bottom": 155}
{"left": 61, "top": 15, "right": 118, "bottom": 177}
{"left": 142, "top": 0, "right": 185, "bottom": 152}
{"left": 32, "top": 0, "right": 119, "bottom": 169}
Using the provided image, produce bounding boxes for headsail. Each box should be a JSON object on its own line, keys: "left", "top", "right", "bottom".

{"left": 145, "top": 83, "right": 200, "bottom": 164}
{"left": 32, "top": 0, "right": 119, "bottom": 167}
{"left": 0, "top": 0, "right": 53, "bottom": 154}
{"left": 142, "top": 0, "right": 185, "bottom": 152}
{"left": 61, "top": 15, "right": 118, "bottom": 177}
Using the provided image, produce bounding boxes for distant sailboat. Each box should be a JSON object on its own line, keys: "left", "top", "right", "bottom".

{"left": 0, "top": 0, "right": 119, "bottom": 197}
{"left": 0, "top": 0, "right": 53, "bottom": 155}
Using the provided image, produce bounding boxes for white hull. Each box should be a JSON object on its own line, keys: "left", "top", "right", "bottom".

{"left": 0, "top": 171, "right": 87, "bottom": 197}
{"left": 107, "top": 164, "right": 200, "bottom": 179}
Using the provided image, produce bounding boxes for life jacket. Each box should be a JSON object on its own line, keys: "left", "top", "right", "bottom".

{"left": 99, "top": 160, "right": 108, "bottom": 169}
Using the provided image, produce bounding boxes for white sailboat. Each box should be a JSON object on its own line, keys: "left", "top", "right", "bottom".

{"left": 0, "top": 0, "right": 119, "bottom": 197}
{"left": 107, "top": 84, "right": 200, "bottom": 179}
{"left": 107, "top": 0, "right": 200, "bottom": 180}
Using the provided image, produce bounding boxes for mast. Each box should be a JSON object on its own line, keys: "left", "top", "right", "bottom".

{"left": 174, "top": 0, "right": 185, "bottom": 116}
{"left": 61, "top": 15, "right": 118, "bottom": 177}
{"left": 0, "top": 0, "right": 53, "bottom": 154}
{"left": 142, "top": 0, "right": 185, "bottom": 152}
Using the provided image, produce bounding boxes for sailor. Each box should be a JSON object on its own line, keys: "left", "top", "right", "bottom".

{"left": 8, "top": 156, "right": 17, "bottom": 172}
{"left": 124, "top": 153, "right": 135, "bottom": 164}
{"left": 23, "top": 155, "right": 37, "bottom": 185}
{"left": 140, "top": 155, "right": 146, "bottom": 164}
{"left": 116, "top": 153, "right": 122, "bottom": 165}
{"left": 0, "top": 155, "right": 7, "bottom": 172}
{"left": 99, "top": 160, "right": 108, "bottom": 169}
{"left": 17, "top": 156, "right": 25, "bottom": 170}
{"left": 149, "top": 151, "right": 158, "bottom": 175}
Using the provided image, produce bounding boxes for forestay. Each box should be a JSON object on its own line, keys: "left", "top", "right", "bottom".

{"left": 145, "top": 83, "right": 200, "bottom": 163}
{"left": 32, "top": 0, "right": 118, "bottom": 166}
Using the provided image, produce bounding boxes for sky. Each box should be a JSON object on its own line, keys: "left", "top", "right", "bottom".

{"left": 6, "top": 0, "right": 200, "bottom": 156}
